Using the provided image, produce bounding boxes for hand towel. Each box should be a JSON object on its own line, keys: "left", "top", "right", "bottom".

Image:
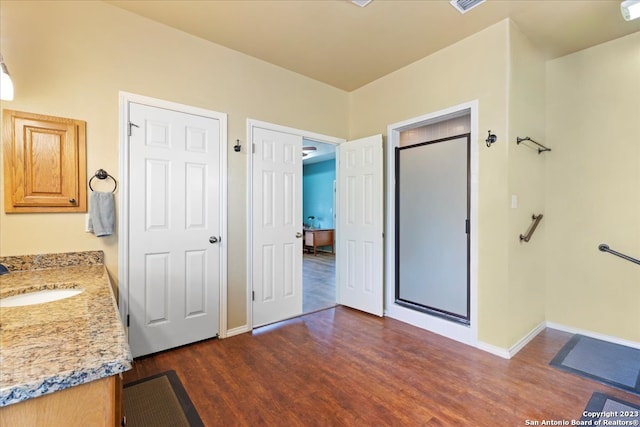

{"left": 88, "top": 191, "right": 115, "bottom": 237}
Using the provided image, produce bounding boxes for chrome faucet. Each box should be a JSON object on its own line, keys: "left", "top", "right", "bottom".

{"left": 0, "top": 264, "right": 9, "bottom": 275}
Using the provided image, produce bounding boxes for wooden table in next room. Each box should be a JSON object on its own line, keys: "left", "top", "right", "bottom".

{"left": 303, "top": 229, "right": 334, "bottom": 255}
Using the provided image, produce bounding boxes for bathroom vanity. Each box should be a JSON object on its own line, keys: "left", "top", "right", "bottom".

{"left": 0, "top": 251, "right": 132, "bottom": 426}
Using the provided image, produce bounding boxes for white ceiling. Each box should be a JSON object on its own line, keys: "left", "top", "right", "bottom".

{"left": 105, "top": 0, "right": 640, "bottom": 91}
{"left": 302, "top": 139, "right": 336, "bottom": 165}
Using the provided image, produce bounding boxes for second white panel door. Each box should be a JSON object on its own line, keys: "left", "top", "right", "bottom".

{"left": 336, "top": 134, "right": 384, "bottom": 317}
{"left": 252, "top": 127, "right": 303, "bottom": 327}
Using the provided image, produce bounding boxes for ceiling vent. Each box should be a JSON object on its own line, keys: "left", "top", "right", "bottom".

{"left": 351, "top": 0, "right": 373, "bottom": 7}
{"left": 450, "top": 0, "right": 486, "bottom": 14}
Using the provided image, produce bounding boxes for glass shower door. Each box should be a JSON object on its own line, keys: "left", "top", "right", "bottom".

{"left": 395, "top": 134, "right": 470, "bottom": 324}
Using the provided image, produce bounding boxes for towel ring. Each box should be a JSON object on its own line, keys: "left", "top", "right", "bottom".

{"left": 89, "top": 169, "right": 118, "bottom": 193}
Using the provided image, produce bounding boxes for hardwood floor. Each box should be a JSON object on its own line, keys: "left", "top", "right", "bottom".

{"left": 123, "top": 307, "right": 640, "bottom": 426}
{"left": 303, "top": 252, "right": 335, "bottom": 314}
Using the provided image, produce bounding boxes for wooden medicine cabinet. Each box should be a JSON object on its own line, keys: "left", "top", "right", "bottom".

{"left": 3, "top": 109, "right": 87, "bottom": 213}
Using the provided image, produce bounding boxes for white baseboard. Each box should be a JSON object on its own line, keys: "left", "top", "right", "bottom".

{"left": 475, "top": 321, "right": 640, "bottom": 360}
{"left": 509, "top": 321, "right": 547, "bottom": 358}
{"left": 476, "top": 321, "right": 546, "bottom": 360}
{"left": 476, "top": 341, "right": 511, "bottom": 359}
{"left": 545, "top": 322, "right": 640, "bottom": 350}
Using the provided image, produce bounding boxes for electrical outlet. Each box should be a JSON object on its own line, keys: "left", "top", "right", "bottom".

{"left": 85, "top": 213, "right": 92, "bottom": 232}
{"left": 511, "top": 195, "right": 518, "bottom": 209}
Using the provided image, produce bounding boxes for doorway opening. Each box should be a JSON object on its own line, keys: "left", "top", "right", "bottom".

{"left": 302, "top": 138, "right": 337, "bottom": 314}
{"left": 247, "top": 120, "right": 344, "bottom": 329}
{"left": 248, "top": 120, "right": 384, "bottom": 329}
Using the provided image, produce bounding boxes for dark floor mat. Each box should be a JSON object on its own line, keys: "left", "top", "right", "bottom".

{"left": 550, "top": 334, "right": 640, "bottom": 394}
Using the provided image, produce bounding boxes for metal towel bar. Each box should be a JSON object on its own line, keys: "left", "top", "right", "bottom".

{"left": 520, "top": 214, "right": 543, "bottom": 242}
{"left": 516, "top": 136, "right": 551, "bottom": 154}
{"left": 598, "top": 244, "right": 640, "bottom": 266}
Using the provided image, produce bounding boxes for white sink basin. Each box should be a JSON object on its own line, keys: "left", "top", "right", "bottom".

{"left": 0, "top": 289, "right": 84, "bottom": 308}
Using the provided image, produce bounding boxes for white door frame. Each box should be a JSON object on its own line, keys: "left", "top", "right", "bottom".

{"left": 247, "top": 119, "right": 345, "bottom": 330}
{"left": 118, "top": 91, "right": 229, "bottom": 338}
{"left": 385, "top": 100, "right": 479, "bottom": 347}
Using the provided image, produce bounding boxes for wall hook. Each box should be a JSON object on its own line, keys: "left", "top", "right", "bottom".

{"left": 485, "top": 130, "right": 497, "bottom": 147}
{"left": 234, "top": 139, "right": 241, "bottom": 152}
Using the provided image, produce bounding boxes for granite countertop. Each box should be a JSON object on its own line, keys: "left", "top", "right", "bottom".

{"left": 0, "top": 251, "right": 132, "bottom": 407}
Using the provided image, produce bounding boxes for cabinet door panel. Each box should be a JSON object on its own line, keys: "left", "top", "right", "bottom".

{"left": 3, "top": 110, "right": 86, "bottom": 213}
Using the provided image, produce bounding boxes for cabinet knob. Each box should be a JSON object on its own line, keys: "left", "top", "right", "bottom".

{"left": 69, "top": 198, "right": 76, "bottom": 204}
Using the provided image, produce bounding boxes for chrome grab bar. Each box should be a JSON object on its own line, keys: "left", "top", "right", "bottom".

{"left": 520, "top": 214, "right": 543, "bottom": 243}
{"left": 598, "top": 244, "right": 640, "bottom": 266}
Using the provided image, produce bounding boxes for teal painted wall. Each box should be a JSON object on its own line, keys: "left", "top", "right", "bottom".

{"left": 303, "top": 159, "right": 335, "bottom": 229}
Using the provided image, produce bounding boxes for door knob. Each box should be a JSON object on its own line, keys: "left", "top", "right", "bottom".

{"left": 209, "top": 236, "right": 219, "bottom": 244}
{"left": 296, "top": 232, "right": 303, "bottom": 238}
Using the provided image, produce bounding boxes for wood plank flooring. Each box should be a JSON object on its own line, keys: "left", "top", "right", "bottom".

{"left": 303, "top": 252, "right": 335, "bottom": 314}
{"left": 123, "top": 307, "right": 640, "bottom": 426}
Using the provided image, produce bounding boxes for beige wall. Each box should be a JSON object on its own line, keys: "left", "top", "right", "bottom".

{"left": 2, "top": 0, "right": 637, "bottom": 349}
{"left": 349, "top": 20, "right": 513, "bottom": 348}
{"left": 0, "top": 1, "right": 349, "bottom": 329}
{"left": 350, "top": 21, "right": 639, "bottom": 349}
{"left": 506, "top": 21, "right": 547, "bottom": 345}
{"left": 545, "top": 32, "right": 640, "bottom": 342}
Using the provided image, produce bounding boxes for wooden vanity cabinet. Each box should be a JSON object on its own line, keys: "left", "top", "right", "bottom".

{"left": 0, "top": 374, "right": 123, "bottom": 427}
{"left": 2, "top": 109, "right": 87, "bottom": 213}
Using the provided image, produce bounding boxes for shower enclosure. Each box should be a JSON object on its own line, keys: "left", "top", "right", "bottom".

{"left": 395, "top": 133, "right": 470, "bottom": 324}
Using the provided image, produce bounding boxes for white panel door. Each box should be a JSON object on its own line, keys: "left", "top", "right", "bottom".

{"left": 252, "top": 127, "right": 303, "bottom": 327}
{"left": 337, "top": 134, "right": 384, "bottom": 316}
{"left": 129, "top": 102, "right": 221, "bottom": 357}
